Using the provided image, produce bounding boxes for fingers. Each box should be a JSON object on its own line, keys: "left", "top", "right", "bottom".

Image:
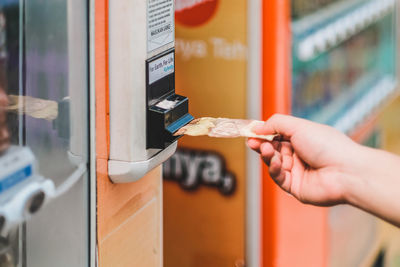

{"left": 269, "top": 142, "right": 293, "bottom": 189}
{"left": 260, "top": 142, "right": 275, "bottom": 165}
{"left": 247, "top": 138, "right": 280, "bottom": 153}
{"left": 268, "top": 152, "right": 292, "bottom": 193}
{"left": 280, "top": 142, "right": 293, "bottom": 171}
{"left": 252, "top": 114, "right": 310, "bottom": 141}
{"left": 247, "top": 138, "right": 263, "bottom": 153}
{"left": 269, "top": 152, "right": 282, "bottom": 178}
{"left": 250, "top": 140, "right": 295, "bottom": 195}
{"left": 248, "top": 138, "right": 284, "bottom": 164}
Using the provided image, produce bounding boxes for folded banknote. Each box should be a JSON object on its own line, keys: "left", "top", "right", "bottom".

{"left": 5, "top": 95, "right": 58, "bottom": 121}
{"left": 174, "top": 117, "right": 278, "bottom": 141}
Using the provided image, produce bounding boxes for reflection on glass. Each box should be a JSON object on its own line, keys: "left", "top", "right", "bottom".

{"left": 0, "top": 8, "right": 8, "bottom": 153}
{"left": 0, "top": 0, "right": 89, "bottom": 266}
{"left": 24, "top": 0, "right": 73, "bottom": 182}
{"left": 0, "top": 2, "right": 20, "bottom": 147}
{"left": 0, "top": 2, "right": 22, "bottom": 266}
{"left": 24, "top": 0, "right": 89, "bottom": 266}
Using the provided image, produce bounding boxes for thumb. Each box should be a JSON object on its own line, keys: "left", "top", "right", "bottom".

{"left": 253, "top": 114, "right": 308, "bottom": 141}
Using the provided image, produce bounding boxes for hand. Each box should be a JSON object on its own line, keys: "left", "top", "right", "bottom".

{"left": 247, "top": 114, "right": 363, "bottom": 206}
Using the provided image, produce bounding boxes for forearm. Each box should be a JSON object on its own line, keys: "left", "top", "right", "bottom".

{"left": 344, "top": 146, "right": 400, "bottom": 227}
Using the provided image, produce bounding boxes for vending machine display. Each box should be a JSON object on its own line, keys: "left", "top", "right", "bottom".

{"left": 288, "top": 0, "right": 398, "bottom": 266}
{"left": 292, "top": 0, "right": 397, "bottom": 133}
{"left": 292, "top": 0, "right": 342, "bottom": 19}
{"left": 108, "top": 0, "right": 193, "bottom": 183}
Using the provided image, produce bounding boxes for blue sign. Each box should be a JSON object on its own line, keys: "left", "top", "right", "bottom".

{"left": 0, "top": 165, "right": 33, "bottom": 194}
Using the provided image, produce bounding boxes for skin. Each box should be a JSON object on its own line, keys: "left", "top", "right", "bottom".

{"left": 247, "top": 114, "right": 400, "bottom": 227}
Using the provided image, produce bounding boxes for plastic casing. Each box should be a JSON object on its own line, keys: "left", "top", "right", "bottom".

{"left": 108, "top": 0, "right": 176, "bottom": 183}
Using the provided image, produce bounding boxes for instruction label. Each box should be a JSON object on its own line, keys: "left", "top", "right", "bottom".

{"left": 147, "top": 0, "right": 175, "bottom": 52}
{"left": 148, "top": 52, "right": 174, "bottom": 84}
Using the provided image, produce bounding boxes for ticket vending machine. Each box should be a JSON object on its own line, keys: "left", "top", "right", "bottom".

{"left": 0, "top": 0, "right": 193, "bottom": 266}
{"left": 108, "top": 0, "right": 193, "bottom": 184}
{"left": 96, "top": 0, "right": 193, "bottom": 266}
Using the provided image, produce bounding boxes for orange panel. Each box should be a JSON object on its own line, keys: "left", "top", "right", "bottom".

{"left": 261, "top": 1, "right": 327, "bottom": 266}
{"left": 95, "top": 0, "right": 109, "bottom": 161}
{"left": 95, "top": 1, "right": 162, "bottom": 266}
{"left": 261, "top": 0, "right": 291, "bottom": 265}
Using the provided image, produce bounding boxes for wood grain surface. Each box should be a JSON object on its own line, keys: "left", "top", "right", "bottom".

{"left": 95, "top": 0, "right": 162, "bottom": 266}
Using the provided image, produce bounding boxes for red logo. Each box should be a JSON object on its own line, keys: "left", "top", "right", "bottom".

{"left": 175, "top": 0, "right": 219, "bottom": 27}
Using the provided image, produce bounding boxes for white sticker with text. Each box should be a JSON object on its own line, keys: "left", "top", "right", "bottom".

{"left": 149, "top": 52, "right": 174, "bottom": 84}
{"left": 147, "top": 0, "right": 175, "bottom": 52}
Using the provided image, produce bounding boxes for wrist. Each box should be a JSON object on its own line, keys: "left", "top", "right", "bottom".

{"left": 340, "top": 144, "right": 372, "bottom": 206}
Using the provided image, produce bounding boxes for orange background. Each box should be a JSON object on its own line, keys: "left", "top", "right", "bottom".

{"left": 164, "top": 0, "right": 248, "bottom": 266}
{"left": 261, "top": 1, "right": 328, "bottom": 266}
{"left": 95, "top": 0, "right": 163, "bottom": 266}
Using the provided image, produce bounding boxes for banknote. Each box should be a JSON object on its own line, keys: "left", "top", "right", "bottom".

{"left": 5, "top": 95, "right": 58, "bottom": 121}
{"left": 174, "top": 117, "right": 278, "bottom": 141}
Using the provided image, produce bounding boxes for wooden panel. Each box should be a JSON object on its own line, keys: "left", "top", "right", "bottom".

{"left": 97, "top": 161, "right": 163, "bottom": 267}
{"left": 97, "top": 163, "right": 162, "bottom": 241}
{"left": 95, "top": 0, "right": 163, "bottom": 266}
{"left": 99, "top": 191, "right": 162, "bottom": 267}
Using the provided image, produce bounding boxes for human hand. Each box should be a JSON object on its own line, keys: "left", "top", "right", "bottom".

{"left": 247, "top": 114, "right": 363, "bottom": 206}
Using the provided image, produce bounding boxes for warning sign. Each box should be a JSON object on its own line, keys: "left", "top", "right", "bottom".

{"left": 147, "top": 0, "right": 175, "bottom": 52}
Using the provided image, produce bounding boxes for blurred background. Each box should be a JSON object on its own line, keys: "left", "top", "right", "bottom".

{"left": 0, "top": 0, "right": 399, "bottom": 266}
{"left": 167, "top": 0, "right": 400, "bottom": 267}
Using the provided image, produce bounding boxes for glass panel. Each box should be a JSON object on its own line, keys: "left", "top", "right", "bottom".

{"left": 23, "top": 0, "right": 89, "bottom": 266}
{"left": 0, "top": 0, "right": 89, "bottom": 266}
{"left": 1, "top": 0, "right": 22, "bottom": 147}
{"left": 0, "top": 1, "right": 23, "bottom": 266}
{"left": 292, "top": 0, "right": 344, "bottom": 20}
{"left": 292, "top": 12, "right": 396, "bottom": 125}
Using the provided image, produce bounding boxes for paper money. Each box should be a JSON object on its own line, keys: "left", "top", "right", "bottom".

{"left": 5, "top": 95, "right": 58, "bottom": 121}
{"left": 174, "top": 117, "right": 278, "bottom": 141}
